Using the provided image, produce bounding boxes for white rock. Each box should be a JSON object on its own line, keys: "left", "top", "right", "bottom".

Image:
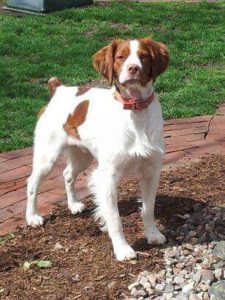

{"left": 203, "top": 292, "right": 209, "bottom": 300}
{"left": 145, "top": 287, "right": 154, "bottom": 295}
{"left": 163, "top": 293, "right": 174, "bottom": 299}
{"left": 155, "top": 282, "right": 166, "bottom": 291}
{"left": 198, "top": 282, "right": 209, "bottom": 292}
{"left": 143, "top": 282, "right": 151, "bottom": 290}
{"left": 139, "top": 276, "right": 148, "bottom": 286}
{"left": 128, "top": 282, "right": 139, "bottom": 291}
{"left": 200, "top": 269, "right": 214, "bottom": 284}
{"left": 202, "top": 258, "right": 209, "bottom": 265}
{"left": 213, "top": 267, "right": 222, "bottom": 281}
{"left": 166, "top": 249, "right": 179, "bottom": 258}
{"left": 165, "top": 259, "right": 172, "bottom": 266}
{"left": 53, "top": 242, "right": 63, "bottom": 250}
{"left": 131, "top": 288, "right": 137, "bottom": 296}
{"left": 158, "top": 270, "right": 166, "bottom": 277}
{"left": 193, "top": 272, "right": 202, "bottom": 284}
{"left": 180, "top": 269, "right": 187, "bottom": 276}
{"left": 176, "top": 262, "right": 185, "bottom": 269}
{"left": 185, "top": 243, "right": 194, "bottom": 251}
{"left": 164, "top": 283, "right": 174, "bottom": 293}
{"left": 166, "top": 277, "right": 173, "bottom": 284}
{"left": 131, "top": 288, "right": 146, "bottom": 297}
{"left": 176, "top": 293, "right": 190, "bottom": 300}
{"left": 189, "top": 294, "right": 202, "bottom": 300}
{"left": 140, "top": 270, "right": 149, "bottom": 277}
{"left": 196, "top": 264, "right": 203, "bottom": 271}
{"left": 108, "top": 281, "right": 116, "bottom": 289}
{"left": 182, "top": 282, "right": 194, "bottom": 293}
{"left": 174, "top": 275, "right": 185, "bottom": 285}
{"left": 147, "top": 274, "right": 157, "bottom": 288}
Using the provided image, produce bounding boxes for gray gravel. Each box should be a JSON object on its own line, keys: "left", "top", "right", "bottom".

{"left": 126, "top": 204, "right": 225, "bottom": 299}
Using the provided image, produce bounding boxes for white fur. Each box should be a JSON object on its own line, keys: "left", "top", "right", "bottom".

{"left": 26, "top": 40, "right": 166, "bottom": 261}
{"left": 119, "top": 40, "right": 142, "bottom": 85}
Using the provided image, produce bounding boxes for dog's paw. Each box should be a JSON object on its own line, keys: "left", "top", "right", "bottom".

{"left": 26, "top": 214, "right": 44, "bottom": 227}
{"left": 114, "top": 245, "right": 137, "bottom": 261}
{"left": 69, "top": 202, "right": 86, "bottom": 215}
{"left": 146, "top": 227, "right": 166, "bottom": 245}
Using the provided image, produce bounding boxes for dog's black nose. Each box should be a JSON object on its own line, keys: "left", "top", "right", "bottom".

{"left": 127, "top": 64, "right": 139, "bottom": 75}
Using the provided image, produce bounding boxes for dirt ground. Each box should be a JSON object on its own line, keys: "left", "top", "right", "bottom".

{"left": 0, "top": 155, "right": 225, "bottom": 300}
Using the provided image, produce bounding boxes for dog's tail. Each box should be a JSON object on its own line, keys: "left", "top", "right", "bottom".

{"left": 48, "top": 77, "right": 62, "bottom": 97}
{"left": 37, "top": 77, "right": 63, "bottom": 119}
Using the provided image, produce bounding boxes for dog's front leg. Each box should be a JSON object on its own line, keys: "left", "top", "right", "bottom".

{"left": 140, "top": 155, "right": 166, "bottom": 245}
{"left": 91, "top": 167, "right": 136, "bottom": 261}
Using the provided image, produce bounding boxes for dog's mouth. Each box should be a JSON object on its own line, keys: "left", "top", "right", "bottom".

{"left": 123, "top": 79, "right": 140, "bottom": 86}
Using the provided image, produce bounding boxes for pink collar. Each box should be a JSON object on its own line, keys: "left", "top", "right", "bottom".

{"left": 114, "top": 91, "right": 155, "bottom": 111}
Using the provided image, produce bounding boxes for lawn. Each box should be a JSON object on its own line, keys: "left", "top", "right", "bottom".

{"left": 0, "top": 2, "right": 225, "bottom": 152}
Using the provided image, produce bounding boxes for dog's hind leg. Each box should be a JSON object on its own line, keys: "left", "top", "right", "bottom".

{"left": 63, "top": 146, "right": 93, "bottom": 215}
{"left": 26, "top": 142, "right": 64, "bottom": 227}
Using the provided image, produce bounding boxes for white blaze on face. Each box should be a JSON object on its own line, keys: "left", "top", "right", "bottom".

{"left": 119, "top": 40, "right": 143, "bottom": 84}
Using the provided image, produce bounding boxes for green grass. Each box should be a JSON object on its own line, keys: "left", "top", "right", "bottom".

{"left": 0, "top": 2, "right": 225, "bottom": 152}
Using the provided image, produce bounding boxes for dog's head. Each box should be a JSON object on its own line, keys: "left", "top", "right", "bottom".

{"left": 93, "top": 38, "right": 169, "bottom": 87}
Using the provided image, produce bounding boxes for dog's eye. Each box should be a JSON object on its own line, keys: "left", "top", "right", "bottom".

{"left": 116, "top": 55, "right": 125, "bottom": 61}
{"left": 140, "top": 54, "right": 149, "bottom": 60}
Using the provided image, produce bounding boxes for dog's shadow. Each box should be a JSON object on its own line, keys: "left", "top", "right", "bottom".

{"left": 117, "top": 194, "right": 218, "bottom": 251}
{"left": 55, "top": 192, "right": 222, "bottom": 251}
{"left": 118, "top": 193, "right": 195, "bottom": 221}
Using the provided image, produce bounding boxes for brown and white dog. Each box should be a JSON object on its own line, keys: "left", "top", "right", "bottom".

{"left": 26, "top": 38, "right": 169, "bottom": 261}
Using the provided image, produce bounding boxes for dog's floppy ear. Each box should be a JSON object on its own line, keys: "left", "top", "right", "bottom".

{"left": 92, "top": 39, "right": 124, "bottom": 86}
{"left": 141, "top": 38, "right": 169, "bottom": 81}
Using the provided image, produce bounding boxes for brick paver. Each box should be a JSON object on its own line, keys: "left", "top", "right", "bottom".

{"left": 1, "top": 106, "right": 225, "bottom": 236}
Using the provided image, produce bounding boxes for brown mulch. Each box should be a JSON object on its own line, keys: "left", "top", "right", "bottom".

{"left": 0, "top": 154, "right": 225, "bottom": 300}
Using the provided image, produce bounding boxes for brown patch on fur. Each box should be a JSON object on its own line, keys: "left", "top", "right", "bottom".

{"left": 76, "top": 86, "right": 91, "bottom": 96}
{"left": 139, "top": 38, "right": 169, "bottom": 81}
{"left": 113, "top": 41, "right": 130, "bottom": 80}
{"left": 136, "top": 42, "right": 153, "bottom": 86}
{"left": 48, "top": 77, "right": 62, "bottom": 96}
{"left": 37, "top": 105, "right": 47, "bottom": 119}
{"left": 92, "top": 39, "right": 125, "bottom": 86}
{"left": 63, "top": 100, "right": 89, "bottom": 139}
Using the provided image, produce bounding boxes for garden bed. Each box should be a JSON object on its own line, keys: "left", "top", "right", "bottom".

{"left": 0, "top": 154, "right": 225, "bottom": 299}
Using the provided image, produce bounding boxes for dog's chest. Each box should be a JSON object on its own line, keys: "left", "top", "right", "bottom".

{"left": 80, "top": 98, "right": 161, "bottom": 159}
